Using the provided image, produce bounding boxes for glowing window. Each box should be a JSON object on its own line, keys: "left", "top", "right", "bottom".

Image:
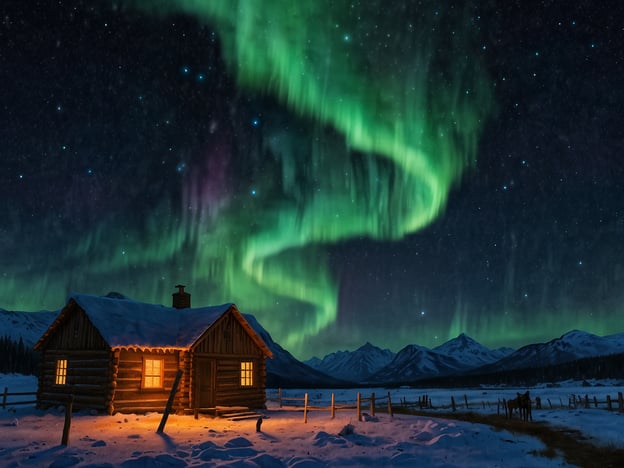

{"left": 55, "top": 359, "right": 67, "bottom": 385}
{"left": 240, "top": 361, "right": 253, "bottom": 387}
{"left": 143, "top": 358, "right": 163, "bottom": 388}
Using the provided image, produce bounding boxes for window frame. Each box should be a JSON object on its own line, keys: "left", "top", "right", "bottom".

{"left": 240, "top": 360, "right": 254, "bottom": 387}
{"left": 142, "top": 357, "right": 164, "bottom": 389}
{"left": 55, "top": 358, "right": 68, "bottom": 385}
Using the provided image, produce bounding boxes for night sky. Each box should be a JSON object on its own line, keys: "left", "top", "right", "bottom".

{"left": 2, "top": 1, "right": 623, "bottom": 359}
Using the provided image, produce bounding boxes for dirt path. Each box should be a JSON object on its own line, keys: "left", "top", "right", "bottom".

{"left": 399, "top": 409, "right": 624, "bottom": 468}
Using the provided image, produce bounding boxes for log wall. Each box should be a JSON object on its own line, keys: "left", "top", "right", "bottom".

{"left": 192, "top": 310, "right": 268, "bottom": 409}
{"left": 37, "top": 304, "right": 112, "bottom": 411}
{"left": 112, "top": 348, "right": 185, "bottom": 414}
{"left": 37, "top": 349, "right": 111, "bottom": 411}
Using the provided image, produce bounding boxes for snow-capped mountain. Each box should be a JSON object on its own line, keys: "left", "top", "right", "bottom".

{"left": 242, "top": 314, "right": 353, "bottom": 388}
{"left": 433, "top": 333, "right": 513, "bottom": 368}
{"left": 476, "top": 329, "right": 624, "bottom": 373}
{"left": 2, "top": 300, "right": 623, "bottom": 386}
{"left": 0, "top": 309, "right": 57, "bottom": 347}
{"left": 368, "top": 344, "right": 468, "bottom": 383}
{"left": 304, "top": 342, "right": 395, "bottom": 383}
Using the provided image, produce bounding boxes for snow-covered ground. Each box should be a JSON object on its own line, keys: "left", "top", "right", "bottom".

{"left": 1, "top": 374, "right": 622, "bottom": 467}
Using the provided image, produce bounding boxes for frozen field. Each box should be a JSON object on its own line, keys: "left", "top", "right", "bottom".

{"left": 1, "top": 374, "right": 622, "bottom": 467}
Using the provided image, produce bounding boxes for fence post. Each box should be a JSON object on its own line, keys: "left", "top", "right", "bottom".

{"left": 61, "top": 395, "right": 74, "bottom": 446}
{"left": 593, "top": 396, "right": 598, "bottom": 408}
{"left": 278, "top": 388, "right": 282, "bottom": 408}
{"left": 618, "top": 392, "right": 623, "bottom": 413}
{"left": 157, "top": 369, "right": 183, "bottom": 434}
{"left": 464, "top": 394, "right": 469, "bottom": 410}
{"left": 387, "top": 392, "right": 393, "bottom": 417}
{"left": 371, "top": 392, "right": 375, "bottom": 417}
{"left": 2, "top": 387, "right": 7, "bottom": 409}
{"left": 357, "top": 393, "right": 362, "bottom": 421}
{"left": 607, "top": 395, "right": 612, "bottom": 411}
{"left": 331, "top": 393, "right": 335, "bottom": 419}
{"left": 303, "top": 393, "right": 308, "bottom": 424}
{"left": 451, "top": 396, "right": 456, "bottom": 412}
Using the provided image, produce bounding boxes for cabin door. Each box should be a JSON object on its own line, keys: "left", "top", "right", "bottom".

{"left": 195, "top": 359, "right": 216, "bottom": 409}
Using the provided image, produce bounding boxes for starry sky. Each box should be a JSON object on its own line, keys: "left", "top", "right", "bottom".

{"left": 2, "top": 1, "right": 623, "bottom": 359}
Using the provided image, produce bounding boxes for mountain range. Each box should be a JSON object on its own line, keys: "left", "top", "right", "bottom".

{"left": 2, "top": 304, "right": 624, "bottom": 386}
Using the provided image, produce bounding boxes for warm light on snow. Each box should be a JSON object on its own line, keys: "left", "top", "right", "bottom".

{"left": 1, "top": 375, "right": 623, "bottom": 467}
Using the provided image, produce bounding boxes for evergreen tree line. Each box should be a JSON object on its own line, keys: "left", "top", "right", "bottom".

{"left": 408, "top": 352, "right": 624, "bottom": 388}
{"left": 0, "top": 335, "right": 39, "bottom": 375}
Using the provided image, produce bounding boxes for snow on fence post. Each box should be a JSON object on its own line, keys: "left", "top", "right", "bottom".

{"left": 357, "top": 393, "right": 362, "bottom": 421}
{"left": 331, "top": 393, "right": 335, "bottom": 419}
{"left": 2, "top": 387, "right": 7, "bottom": 409}
{"left": 61, "top": 395, "right": 74, "bottom": 446}
{"left": 303, "top": 393, "right": 308, "bottom": 423}
{"left": 387, "top": 392, "right": 393, "bottom": 417}
{"left": 371, "top": 392, "right": 375, "bottom": 417}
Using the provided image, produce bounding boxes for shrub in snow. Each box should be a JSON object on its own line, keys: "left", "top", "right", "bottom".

{"left": 339, "top": 424, "right": 354, "bottom": 437}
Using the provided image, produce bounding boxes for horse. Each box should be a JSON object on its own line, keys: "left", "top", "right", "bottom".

{"left": 518, "top": 391, "right": 532, "bottom": 422}
{"left": 506, "top": 391, "right": 532, "bottom": 421}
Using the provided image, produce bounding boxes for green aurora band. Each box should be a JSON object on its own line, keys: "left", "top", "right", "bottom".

{"left": 121, "top": 0, "right": 494, "bottom": 355}
{"left": 4, "top": 1, "right": 503, "bottom": 357}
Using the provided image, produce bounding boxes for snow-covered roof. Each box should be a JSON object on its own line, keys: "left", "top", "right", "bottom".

{"left": 36, "top": 293, "right": 271, "bottom": 355}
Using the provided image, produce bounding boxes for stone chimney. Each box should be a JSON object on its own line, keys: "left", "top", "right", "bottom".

{"left": 172, "top": 284, "right": 191, "bottom": 309}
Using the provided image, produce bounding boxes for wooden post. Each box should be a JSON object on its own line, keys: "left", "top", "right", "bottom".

{"left": 370, "top": 392, "right": 375, "bottom": 417}
{"left": 497, "top": 399, "right": 500, "bottom": 415}
{"left": 357, "top": 392, "right": 362, "bottom": 421}
{"left": 464, "top": 394, "right": 469, "bottom": 410}
{"left": 278, "top": 388, "right": 282, "bottom": 408}
{"left": 618, "top": 392, "right": 623, "bottom": 413}
{"left": 584, "top": 394, "right": 589, "bottom": 409}
{"left": 303, "top": 393, "right": 308, "bottom": 423}
{"left": 2, "top": 387, "right": 7, "bottom": 409}
{"left": 331, "top": 393, "right": 335, "bottom": 419}
{"left": 451, "top": 396, "right": 456, "bottom": 412}
{"left": 547, "top": 398, "right": 552, "bottom": 409}
{"left": 157, "top": 369, "right": 183, "bottom": 433}
{"left": 387, "top": 392, "right": 393, "bottom": 417}
{"left": 61, "top": 395, "right": 74, "bottom": 446}
{"left": 593, "top": 396, "right": 598, "bottom": 408}
{"left": 607, "top": 395, "right": 612, "bottom": 411}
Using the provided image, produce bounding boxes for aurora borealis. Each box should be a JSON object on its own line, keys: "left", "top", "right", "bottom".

{"left": 2, "top": 1, "right": 623, "bottom": 359}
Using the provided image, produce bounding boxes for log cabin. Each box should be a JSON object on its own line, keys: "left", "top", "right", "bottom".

{"left": 34, "top": 286, "right": 273, "bottom": 415}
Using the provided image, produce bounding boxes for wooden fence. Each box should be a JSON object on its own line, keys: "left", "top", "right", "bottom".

{"left": 398, "top": 391, "right": 624, "bottom": 415}
{"left": 2, "top": 386, "right": 37, "bottom": 409}
{"left": 273, "top": 389, "right": 393, "bottom": 423}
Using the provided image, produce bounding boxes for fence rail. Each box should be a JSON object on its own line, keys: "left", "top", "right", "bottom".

{"left": 397, "top": 391, "right": 624, "bottom": 415}
{"left": 2, "top": 386, "right": 37, "bottom": 408}
{"left": 271, "top": 389, "right": 393, "bottom": 423}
